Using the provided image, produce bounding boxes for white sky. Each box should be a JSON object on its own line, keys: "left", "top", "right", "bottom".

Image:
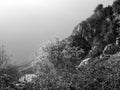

{"left": 0, "top": 0, "right": 113, "bottom": 64}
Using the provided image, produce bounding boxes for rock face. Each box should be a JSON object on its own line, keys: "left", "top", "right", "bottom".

{"left": 76, "top": 58, "right": 90, "bottom": 70}
{"left": 19, "top": 74, "right": 37, "bottom": 83}
{"left": 102, "top": 37, "right": 120, "bottom": 56}
{"left": 103, "top": 44, "right": 120, "bottom": 56}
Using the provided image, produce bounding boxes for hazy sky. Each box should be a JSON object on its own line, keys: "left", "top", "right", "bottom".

{"left": 0, "top": 0, "right": 113, "bottom": 64}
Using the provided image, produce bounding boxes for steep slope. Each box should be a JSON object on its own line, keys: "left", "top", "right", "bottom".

{"left": 68, "top": 0, "right": 120, "bottom": 59}
{"left": 18, "top": 0, "right": 120, "bottom": 89}
{"left": 31, "top": 0, "right": 120, "bottom": 73}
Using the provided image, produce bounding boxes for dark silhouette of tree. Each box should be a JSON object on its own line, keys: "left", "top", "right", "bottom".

{"left": 113, "top": 0, "right": 120, "bottom": 14}
{"left": 94, "top": 4, "right": 103, "bottom": 13}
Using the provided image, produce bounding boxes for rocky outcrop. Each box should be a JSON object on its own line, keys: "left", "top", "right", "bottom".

{"left": 19, "top": 74, "right": 37, "bottom": 83}
{"left": 103, "top": 44, "right": 120, "bottom": 56}
{"left": 76, "top": 58, "right": 90, "bottom": 70}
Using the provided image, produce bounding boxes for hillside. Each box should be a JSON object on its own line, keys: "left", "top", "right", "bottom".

{"left": 12, "top": 0, "right": 120, "bottom": 89}
{"left": 30, "top": 0, "right": 120, "bottom": 89}
{"left": 32, "top": 0, "right": 120, "bottom": 69}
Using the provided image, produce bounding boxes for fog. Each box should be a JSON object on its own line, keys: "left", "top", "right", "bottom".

{"left": 0, "top": 0, "right": 113, "bottom": 64}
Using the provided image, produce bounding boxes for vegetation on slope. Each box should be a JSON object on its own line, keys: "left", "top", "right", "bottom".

{"left": 2, "top": 0, "right": 120, "bottom": 90}
{"left": 30, "top": 0, "right": 120, "bottom": 89}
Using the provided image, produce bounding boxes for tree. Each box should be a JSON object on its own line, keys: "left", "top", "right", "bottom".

{"left": 113, "top": 0, "right": 120, "bottom": 15}
{"left": 0, "top": 45, "right": 9, "bottom": 69}
{"left": 94, "top": 4, "right": 103, "bottom": 13}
